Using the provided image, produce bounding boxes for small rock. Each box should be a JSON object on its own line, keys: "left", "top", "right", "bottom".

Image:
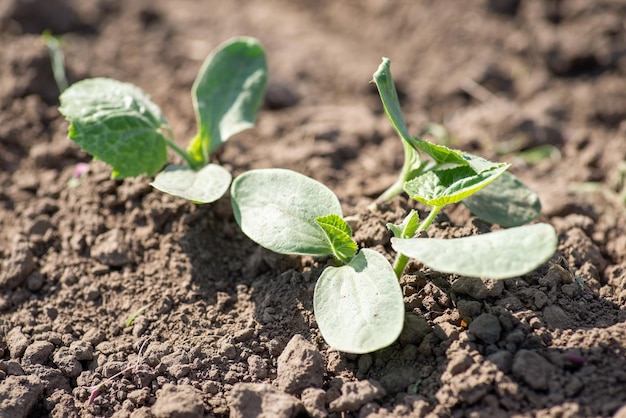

{"left": 301, "top": 388, "right": 327, "bottom": 418}
{"left": 152, "top": 384, "right": 205, "bottom": 418}
{"left": 0, "top": 375, "right": 44, "bottom": 418}
{"left": 52, "top": 347, "right": 82, "bottom": 378}
{"left": 276, "top": 334, "right": 324, "bottom": 395}
{"left": 452, "top": 277, "right": 503, "bottom": 300}
{"left": 486, "top": 350, "right": 513, "bottom": 373}
{"left": 542, "top": 305, "right": 573, "bottom": 329}
{"left": 468, "top": 313, "right": 502, "bottom": 344}
{"left": 398, "top": 313, "right": 431, "bottom": 346}
{"left": 229, "top": 383, "right": 304, "bottom": 418}
{"left": 512, "top": 349, "right": 554, "bottom": 391}
{"left": 22, "top": 341, "right": 54, "bottom": 365}
{"left": 81, "top": 328, "right": 105, "bottom": 346}
{"left": 90, "top": 229, "right": 133, "bottom": 267}
{"left": 0, "top": 237, "right": 36, "bottom": 289}
{"left": 445, "top": 353, "right": 474, "bottom": 376}
{"left": 456, "top": 299, "right": 482, "bottom": 317}
{"left": 329, "top": 380, "right": 386, "bottom": 413}
{"left": 247, "top": 354, "right": 267, "bottom": 379}
{"left": 25, "top": 272, "right": 44, "bottom": 292}
{"left": 6, "top": 327, "right": 30, "bottom": 359}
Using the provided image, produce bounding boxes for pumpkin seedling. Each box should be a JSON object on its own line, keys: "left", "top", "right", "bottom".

{"left": 231, "top": 168, "right": 405, "bottom": 354}
{"left": 230, "top": 59, "right": 557, "bottom": 354}
{"left": 59, "top": 37, "right": 268, "bottom": 203}
{"left": 370, "top": 57, "right": 557, "bottom": 278}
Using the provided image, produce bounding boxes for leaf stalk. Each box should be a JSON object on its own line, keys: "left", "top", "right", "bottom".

{"left": 393, "top": 205, "right": 442, "bottom": 278}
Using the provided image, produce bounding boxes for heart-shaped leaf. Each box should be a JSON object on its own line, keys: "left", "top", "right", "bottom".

{"left": 391, "top": 223, "right": 557, "bottom": 279}
{"left": 314, "top": 248, "right": 405, "bottom": 353}
{"left": 151, "top": 164, "right": 232, "bottom": 203}
{"left": 230, "top": 169, "right": 343, "bottom": 256}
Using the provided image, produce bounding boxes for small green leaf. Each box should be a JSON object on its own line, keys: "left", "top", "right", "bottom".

{"left": 150, "top": 164, "right": 232, "bottom": 204}
{"left": 314, "top": 248, "right": 405, "bottom": 354}
{"left": 315, "top": 214, "right": 358, "bottom": 264}
{"left": 462, "top": 171, "right": 542, "bottom": 227}
{"left": 387, "top": 210, "right": 419, "bottom": 239}
{"left": 59, "top": 78, "right": 168, "bottom": 178}
{"left": 231, "top": 169, "right": 342, "bottom": 256}
{"left": 391, "top": 223, "right": 557, "bottom": 279}
{"left": 404, "top": 162, "right": 509, "bottom": 207}
{"left": 190, "top": 37, "right": 268, "bottom": 163}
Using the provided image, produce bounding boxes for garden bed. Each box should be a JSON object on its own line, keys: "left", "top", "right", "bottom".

{"left": 1, "top": 0, "right": 625, "bottom": 416}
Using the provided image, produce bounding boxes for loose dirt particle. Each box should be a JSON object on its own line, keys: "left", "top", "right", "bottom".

{"left": 229, "top": 383, "right": 305, "bottom": 418}
{"left": 512, "top": 349, "right": 555, "bottom": 391}
{"left": 329, "top": 379, "right": 386, "bottom": 413}
{"left": 0, "top": 375, "right": 44, "bottom": 418}
{"left": 276, "top": 334, "right": 324, "bottom": 395}
{"left": 468, "top": 313, "right": 502, "bottom": 344}
{"left": 151, "top": 384, "right": 205, "bottom": 418}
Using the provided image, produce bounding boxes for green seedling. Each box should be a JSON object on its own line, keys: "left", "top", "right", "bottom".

{"left": 59, "top": 37, "right": 268, "bottom": 203}
{"left": 370, "top": 57, "right": 556, "bottom": 277}
{"left": 230, "top": 59, "right": 557, "bottom": 354}
{"left": 42, "top": 30, "right": 69, "bottom": 94}
{"left": 231, "top": 168, "right": 404, "bottom": 354}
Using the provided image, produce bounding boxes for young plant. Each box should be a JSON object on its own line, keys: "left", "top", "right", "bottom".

{"left": 230, "top": 59, "right": 557, "bottom": 354}
{"left": 230, "top": 168, "right": 405, "bottom": 354}
{"left": 58, "top": 37, "right": 268, "bottom": 203}
{"left": 371, "top": 57, "right": 557, "bottom": 278}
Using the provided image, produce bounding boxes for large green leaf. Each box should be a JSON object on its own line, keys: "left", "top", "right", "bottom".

{"left": 404, "top": 162, "right": 509, "bottom": 207}
{"left": 315, "top": 214, "right": 358, "bottom": 264}
{"left": 230, "top": 169, "right": 342, "bottom": 256}
{"left": 391, "top": 223, "right": 557, "bottom": 279}
{"left": 150, "top": 164, "right": 232, "bottom": 204}
{"left": 462, "top": 171, "right": 542, "bottom": 227}
{"left": 314, "top": 249, "right": 405, "bottom": 353}
{"left": 59, "top": 77, "right": 168, "bottom": 178}
{"left": 188, "top": 37, "right": 268, "bottom": 164}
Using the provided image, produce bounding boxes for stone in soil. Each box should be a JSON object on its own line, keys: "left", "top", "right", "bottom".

{"left": 0, "top": 375, "right": 44, "bottom": 418}
{"left": 229, "top": 383, "right": 305, "bottom": 418}
{"left": 275, "top": 334, "right": 324, "bottom": 395}
{"left": 151, "top": 384, "right": 205, "bottom": 418}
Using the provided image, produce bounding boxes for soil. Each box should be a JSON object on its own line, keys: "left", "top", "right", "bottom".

{"left": 1, "top": 0, "right": 626, "bottom": 417}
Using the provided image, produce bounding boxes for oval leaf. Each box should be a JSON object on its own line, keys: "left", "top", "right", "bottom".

{"left": 391, "top": 223, "right": 557, "bottom": 279}
{"left": 315, "top": 214, "right": 358, "bottom": 264}
{"left": 230, "top": 169, "right": 342, "bottom": 256}
{"left": 59, "top": 77, "right": 168, "bottom": 178}
{"left": 461, "top": 171, "right": 542, "bottom": 227}
{"left": 404, "top": 163, "right": 509, "bottom": 207}
{"left": 314, "top": 249, "right": 405, "bottom": 354}
{"left": 151, "top": 164, "right": 232, "bottom": 204}
{"left": 189, "top": 37, "right": 268, "bottom": 163}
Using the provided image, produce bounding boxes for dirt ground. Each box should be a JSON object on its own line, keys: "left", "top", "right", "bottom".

{"left": 1, "top": 0, "right": 626, "bottom": 417}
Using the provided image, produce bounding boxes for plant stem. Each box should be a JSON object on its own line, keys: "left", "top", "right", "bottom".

{"left": 369, "top": 140, "right": 420, "bottom": 211}
{"left": 393, "top": 205, "right": 442, "bottom": 278}
{"left": 161, "top": 126, "right": 202, "bottom": 170}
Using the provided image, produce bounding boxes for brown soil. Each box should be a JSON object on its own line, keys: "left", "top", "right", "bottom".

{"left": 1, "top": 0, "right": 626, "bottom": 417}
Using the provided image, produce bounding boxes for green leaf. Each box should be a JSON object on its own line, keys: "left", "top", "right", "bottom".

{"left": 315, "top": 214, "right": 358, "bottom": 264}
{"left": 231, "top": 168, "right": 342, "bottom": 256}
{"left": 150, "top": 164, "right": 232, "bottom": 204}
{"left": 190, "top": 37, "right": 268, "bottom": 163}
{"left": 314, "top": 248, "right": 405, "bottom": 353}
{"left": 404, "top": 162, "right": 510, "bottom": 207}
{"left": 462, "top": 171, "right": 542, "bottom": 227}
{"left": 373, "top": 58, "right": 467, "bottom": 168}
{"left": 387, "top": 210, "right": 419, "bottom": 239}
{"left": 59, "top": 78, "right": 168, "bottom": 178}
{"left": 373, "top": 58, "right": 412, "bottom": 145}
{"left": 391, "top": 223, "right": 557, "bottom": 279}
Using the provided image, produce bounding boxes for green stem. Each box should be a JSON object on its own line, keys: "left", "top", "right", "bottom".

{"left": 161, "top": 126, "right": 202, "bottom": 170}
{"left": 369, "top": 141, "right": 420, "bottom": 211}
{"left": 393, "top": 205, "right": 442, "bottom": 278}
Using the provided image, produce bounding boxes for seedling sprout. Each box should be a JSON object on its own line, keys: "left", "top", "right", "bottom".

{"left": 59, "top": 37, "right": 268, "bottom": 204}
{"left": 230, "top": 58, "right": 557, "bottom": 354}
